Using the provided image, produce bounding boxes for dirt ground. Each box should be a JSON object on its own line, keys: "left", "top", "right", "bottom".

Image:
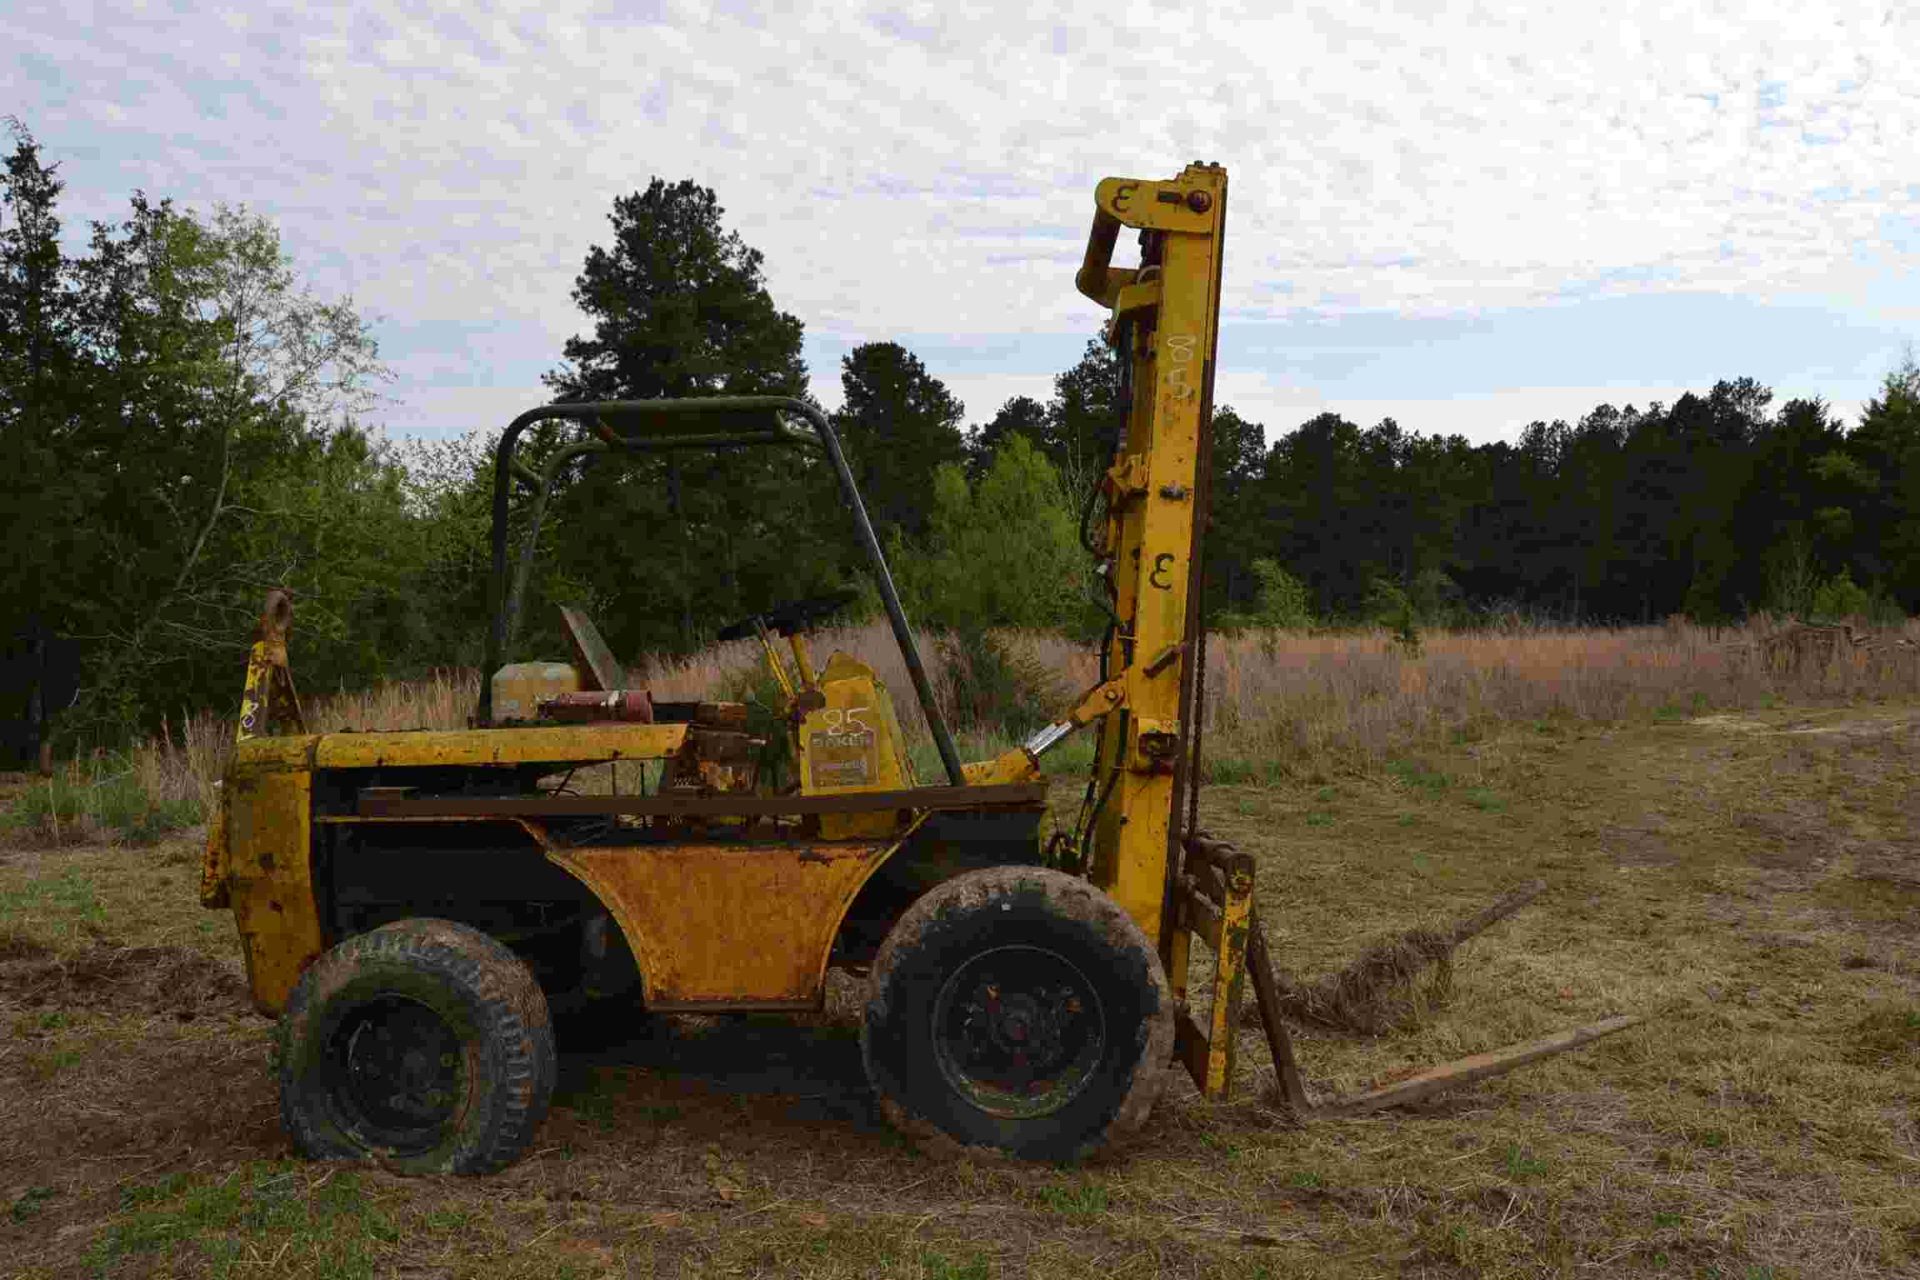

{"left": 2, "top": 700, "right": 1916, "bottom": 1278}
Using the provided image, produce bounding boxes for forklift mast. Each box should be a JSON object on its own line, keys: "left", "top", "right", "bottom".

{"left": 1072, "top": 163, "right": 1228, "bottom": 967}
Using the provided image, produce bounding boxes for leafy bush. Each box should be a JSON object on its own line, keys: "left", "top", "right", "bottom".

{"left": 1217, "top": 558, "right": 1314, "bottom": 631}
{"left": 897, "top": 436, "right": 1100, "bottom": 637}
{"left": 715, "top": 662, "right": 797, "bottom": 790}
{"left": 1408, "top": 567, "right": 1466, "bottom": 628}
{"left": 1364, "top": 577, "right": 1423, "bottom": 655}
{"left": 1808, "top": 568, "right": 1872, "bottom": 622}
{"left": 935, "top": 626, "right": 1063, "bottom": 738}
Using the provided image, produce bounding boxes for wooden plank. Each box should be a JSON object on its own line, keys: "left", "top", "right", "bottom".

{"left": 1318, "top": 1015, "right": 1645, "bottom": 1117}
{"left": 1246, "top": 912, "right": 1311, "bottom": 1117}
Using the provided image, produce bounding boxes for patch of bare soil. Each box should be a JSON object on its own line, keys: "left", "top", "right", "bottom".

{"left": 1733, "top": 810, "right": 1840, "bottom": 871}
{"left": 1601, "top": 815, "right": 1680, "bottom": 866}
{"left": 0, "top": 935, "right": 249, "bottom": 1021}
{"left": 0, "top": 937, "right": 280, "bottom": 1266}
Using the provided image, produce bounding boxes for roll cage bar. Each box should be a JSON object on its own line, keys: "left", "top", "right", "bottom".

{"left": 476, "top": 396, "right": 965, "bottom": 786}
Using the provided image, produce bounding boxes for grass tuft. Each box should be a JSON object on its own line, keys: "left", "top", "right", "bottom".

{"left": 86, "top": 1163, "right": 396, "bottom": 1278}
{"left": 1036, "top": 1182, "right": 1109, "bottom": 1217}
{"left": 1845, "top": 1002, "right": 1920, "bottom": 1067}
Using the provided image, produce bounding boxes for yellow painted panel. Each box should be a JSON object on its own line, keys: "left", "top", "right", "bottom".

{"left": 313, "top": 723, "right": 687, "bottom": 769}
{"left": 797, "top": 654, "right": 914, "bottom": 794}
{"left": 961, "top": 748, "right": 1041, "bottom": 786}
{"left": 799, "top": 653, "right": 916, "bottom": 840}
{"left": 230, "top": 735, "right": 319, "bottom": 777}
{"left": 550, "top": 841, "right": 892, "bottom": 1008}
{"left": 224, "top": 768, "right": 323, "bottom": 1014}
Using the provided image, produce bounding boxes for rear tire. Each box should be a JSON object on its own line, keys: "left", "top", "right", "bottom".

{"left": 862, "top": 867, "right": 1173, "bottom": 1161}
{"left": 277, "top": 918, "right": 556, "bottom": 1175}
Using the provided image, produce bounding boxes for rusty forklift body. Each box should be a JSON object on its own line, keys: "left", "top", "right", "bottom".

{"left": 203, "top": 164, "right": 1637, "bottom": 1173}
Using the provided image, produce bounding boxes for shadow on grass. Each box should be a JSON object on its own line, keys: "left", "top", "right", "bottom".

{"left": 554, "top": 1010, "right": 883, "bottom": 1132}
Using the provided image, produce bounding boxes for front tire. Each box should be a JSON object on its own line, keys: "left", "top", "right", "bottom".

{"left": 276, "top": 918, "right": 556, "bottom": 1175}
{"left": 862, "top": 867, "right": 1173, "bottom": 1161}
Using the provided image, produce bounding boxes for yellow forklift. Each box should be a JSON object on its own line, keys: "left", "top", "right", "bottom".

{"left": 202, "top": 163, "right": 1636, "bottom": 1173}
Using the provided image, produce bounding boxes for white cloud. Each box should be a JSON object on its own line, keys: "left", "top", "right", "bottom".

{"left": 16, "top": 0, "right": 1918, "bottom": 435}
{"left": 375, "top": 381, "right": 554, "bottom": 440}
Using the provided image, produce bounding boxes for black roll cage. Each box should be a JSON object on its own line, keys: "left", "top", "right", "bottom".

{"left": 477, "top": 396, "right": 966, "bottom": 786}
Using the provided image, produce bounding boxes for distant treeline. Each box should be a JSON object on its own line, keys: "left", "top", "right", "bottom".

{"left": 3, "top": 121, "right": 1916, "bottom": 742}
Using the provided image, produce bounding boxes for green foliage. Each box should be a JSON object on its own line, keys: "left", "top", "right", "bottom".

{"left": 1407, "top": 566, "right": 1465, "bottom": 626}
{"left": 529, "top": 175, "right": 844, "bottom": 658}
{"left": 970, "top": 394, "right": 1048, "bottom": 477}
{"left": 920, "top": 1251, "right": 992, "bottom": 1280}
{"left": 716, "top": 658, "right": 797, "bottom": 789}
{"left": 10, "top": 1185, "right": 54, "bottom": 1223}
{"left": 550, "top": 178, "right": 806, "bottom": 402}
{"left": 1365, "top": 576, "right": 1422, "bottom": 654}
{"left": 934, "top": 627, "right": 1062, "bottom": 738}
{"left": 0, "top": 757, "right": 200, "bottom": 842}
{"left": 1762, "top": 528, "right": 1820, "bottom": 619}
{"left": 1217, "top": 558, "right": 1313, "bottom": 630}
{"left": 2, "top": 124, "right": 394, "bottom": 741}
{"left": 1808, "top": 568, "right": 1872, "bottom": 622}
{"left": 835, "top": 341, "right": 967, "bottom": 543}
{"left": 898, "top": 435, "right": 1098, "bottom": 636}
{"left": 1043, "top": 337, "right": 1122, "bottom": 497}
{"left": 1386, "top": 759, "right": 1451, "bottom": 792}
{"left": 1205, "top": 756, "right": 1259, "bottom": 785}
{"left": 0, "top": 868, "right": 105, "bottom": 942}
{"left": 1036, "top": 1182, "right": 1109, "bottom": 1216}
{"left": 1502, "top": 1145, "right": 1549, "bottom": 1179}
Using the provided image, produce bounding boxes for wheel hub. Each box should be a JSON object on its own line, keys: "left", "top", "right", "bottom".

{"left": 931, "top": 945, "right": 1106, "bottom": 1119}
{"left": 331, "top": 995, "right": 465, "bottom": 1148}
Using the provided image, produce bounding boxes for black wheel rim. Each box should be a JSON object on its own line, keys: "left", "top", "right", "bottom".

{"left": 930, "top": 944, "right": 1107, "bottom": 1119}
{"left": 324, "top": 994, "right": 468, "bottom": 1152}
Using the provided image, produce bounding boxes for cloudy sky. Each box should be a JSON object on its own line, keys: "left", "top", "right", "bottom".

{"left": 14, "top": 0, "right": 1919, "bottom": 446}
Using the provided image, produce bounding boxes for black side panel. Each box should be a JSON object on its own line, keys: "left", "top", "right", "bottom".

{"left": 319, "top": 820, "right": 619, "bottom": 1002}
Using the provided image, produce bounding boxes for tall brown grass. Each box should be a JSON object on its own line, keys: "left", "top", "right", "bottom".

{"left": 18, "top": 614, "right": 1915, "bottom": 839}
{"left": 1199, "top": 614, "right": 1920, "bottom": 777}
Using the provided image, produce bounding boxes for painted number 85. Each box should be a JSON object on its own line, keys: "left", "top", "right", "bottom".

{"left": 822, "top": 707, "right": 870, "bottom": 733}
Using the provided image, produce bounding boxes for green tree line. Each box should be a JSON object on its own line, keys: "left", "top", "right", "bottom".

{"left": 4, "top": 123, "right": 1917, "bottom": 744}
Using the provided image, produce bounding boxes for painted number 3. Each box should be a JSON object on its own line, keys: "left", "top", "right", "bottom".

{"left": 1149, "top": 554, "right": 1175, "bottom": 590}
{"left": 1163, "top": 334, "right": 1197, "bottom": 400}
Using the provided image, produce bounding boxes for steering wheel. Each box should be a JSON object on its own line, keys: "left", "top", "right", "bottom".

{"left": 715, "top": 589, "right": 861, "bottom": 642}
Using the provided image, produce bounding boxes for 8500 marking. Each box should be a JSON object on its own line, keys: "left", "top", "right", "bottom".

{"left": 1163, "top": 334, "right": 1197, "bottom": 400}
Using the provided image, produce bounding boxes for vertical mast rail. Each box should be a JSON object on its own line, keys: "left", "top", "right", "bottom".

{"left": 1074, "top": 163, "right": 1229, "bottom": 958}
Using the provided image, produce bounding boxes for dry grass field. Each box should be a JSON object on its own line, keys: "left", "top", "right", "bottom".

{"left": 1, "top": 623, "right": 1916, "bottom": 1277}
